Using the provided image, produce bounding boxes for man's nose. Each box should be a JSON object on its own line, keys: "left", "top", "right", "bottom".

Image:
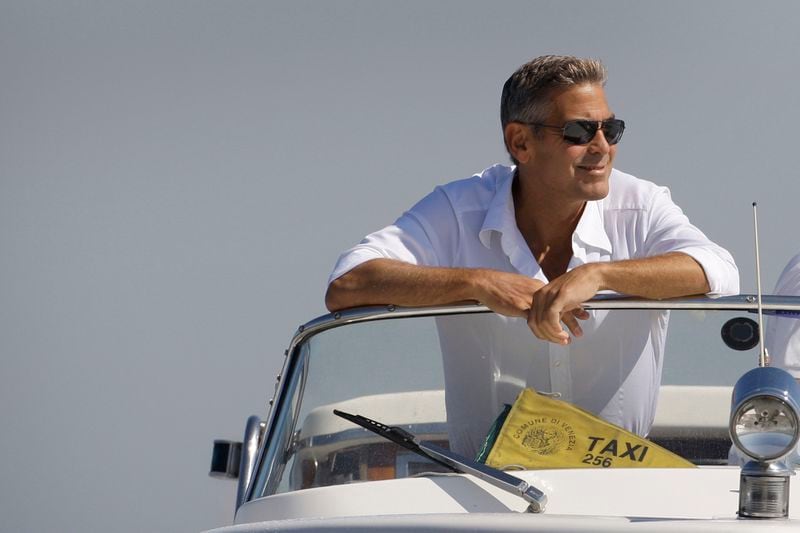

{"left": 587, "top": 127, "right": 611, "bottom": 153}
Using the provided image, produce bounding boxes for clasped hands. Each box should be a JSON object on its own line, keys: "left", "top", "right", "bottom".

{"left": 475, "top": 264, "right": 602, "bottom": 345}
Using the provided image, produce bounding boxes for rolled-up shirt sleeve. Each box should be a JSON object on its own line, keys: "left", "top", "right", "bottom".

{"left": 328, "top": 187, "right": 458, "bottom": 284}
{"left": 642, "top": 187, "right": 740, "bottom": 296}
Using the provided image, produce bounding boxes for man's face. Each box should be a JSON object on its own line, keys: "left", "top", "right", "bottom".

{"left": 526, "top": 83, "right": 617, "bottom": 203}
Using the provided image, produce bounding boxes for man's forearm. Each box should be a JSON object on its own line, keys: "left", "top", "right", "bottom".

{"left": 326, "top": 258, "right": 546, "bottom": 317}
{"left": 595, "top": 252, "right": 710, "bottom": 299}
{"left": 528, "top": 252, "right": 712, "bottom": 344}
{"left": 325, "top": 259, "right": 479, "bottom": 311}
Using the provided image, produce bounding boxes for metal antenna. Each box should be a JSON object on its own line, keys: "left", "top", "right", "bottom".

{"left": 753, "top": 202, "right": 768, "bottom": 367}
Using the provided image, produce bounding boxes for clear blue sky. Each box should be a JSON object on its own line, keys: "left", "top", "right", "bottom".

{"left": 2, "top": 1, "right": 800, "bottom": 531}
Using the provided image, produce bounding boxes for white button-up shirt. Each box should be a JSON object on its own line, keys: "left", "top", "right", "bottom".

{"left": 330, "top": 165, "right": 739, "bottom": 455}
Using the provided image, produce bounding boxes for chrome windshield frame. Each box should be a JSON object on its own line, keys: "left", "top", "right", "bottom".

{"left": 242, "top": 294, "right": 800, "bottom": 507}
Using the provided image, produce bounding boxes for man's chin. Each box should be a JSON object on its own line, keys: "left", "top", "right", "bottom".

{"left": 574, "top": 171, "right": 610, "bottom": 200}
{"left": 577, "top": 181, "right": 610, "bottom": 201}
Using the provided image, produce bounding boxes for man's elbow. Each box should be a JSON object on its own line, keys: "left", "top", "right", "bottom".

{"left": 325, "top": 279, "right": 348, "bottom": 312}
{"left": 325, "top": 270, "right": 366, "bottom": 311}
{"left": 325, "top": 260, "right": 387, "bottom": 311}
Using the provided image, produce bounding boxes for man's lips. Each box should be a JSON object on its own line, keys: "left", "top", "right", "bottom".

{"left": 577, "top": 164, "right": 606, "bottom": 171}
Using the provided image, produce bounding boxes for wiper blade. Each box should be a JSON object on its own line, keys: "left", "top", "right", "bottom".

{"left": 333, "top": 409, "right": 456, "bottom": 471}
{"left": 333, "top": 409, "right": 547, "bottom": 513}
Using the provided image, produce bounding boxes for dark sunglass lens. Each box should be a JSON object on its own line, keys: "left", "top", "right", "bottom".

{"left": 602, "top": 119, "right": 625, "bottom": 144}
{"left": 562, "top": 121, "right": 596, "bottom": 144}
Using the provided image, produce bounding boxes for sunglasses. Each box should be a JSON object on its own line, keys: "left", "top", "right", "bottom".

{"left": 522, "top": 118, "right": 626, "bottom": 145}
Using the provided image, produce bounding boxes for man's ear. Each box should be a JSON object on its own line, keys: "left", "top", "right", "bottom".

{"left": 504, "top": 123, "right": 535, "bottom": 165}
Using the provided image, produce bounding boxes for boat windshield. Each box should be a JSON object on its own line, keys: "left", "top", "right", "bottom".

{"left": 252, "top": 305, "right": 778, "bottom": 498}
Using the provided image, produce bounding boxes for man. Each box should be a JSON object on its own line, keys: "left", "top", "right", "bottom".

{"left": 326, "top": 55, "right": 739, "bottom": 455}
{"left": 767, "top": 252, "right": 800, "bottom": 381}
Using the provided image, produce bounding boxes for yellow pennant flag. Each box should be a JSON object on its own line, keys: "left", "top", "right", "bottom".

{"left": 481, "top": 388, "right": 694, "bottom": 470}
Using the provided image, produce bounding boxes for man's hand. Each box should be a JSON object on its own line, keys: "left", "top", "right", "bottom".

{"left": 528, "top": 264, "right": 600, "bottom": 344}
{"left": 526, "top": 253, "right": 713, "bottom": 344}
{"left": 471, "top": 269, "right": 545, "bottom": 317}
{"left": 474, "top": 271, "right": 590, "bottom": 345}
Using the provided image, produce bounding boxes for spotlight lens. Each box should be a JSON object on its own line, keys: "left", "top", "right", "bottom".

{"left": 733, "top": 397, "right": 799, "bottom": 460}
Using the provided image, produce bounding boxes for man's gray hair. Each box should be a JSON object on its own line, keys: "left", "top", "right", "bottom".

{"left": 500, "top": 55, "right": 607, "bottom": 130}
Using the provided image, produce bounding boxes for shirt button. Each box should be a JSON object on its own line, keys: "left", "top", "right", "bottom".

{"left": 554, "top": 361, "right": 561, "bottom": 367}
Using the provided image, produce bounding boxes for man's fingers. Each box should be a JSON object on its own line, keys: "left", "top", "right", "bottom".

{"left": 572, "top": 307, "right": 590, "bottom": 320}
{"left": 561, "top": 311, "right": 583, "bottom": 338}
{"left": 542, "top": 290, "right": 571, "bottom": 341}
{"left": 528, "top": 287, "right": 579, "bottom": 344}
{"left": 545, "top": 309, "right": 570, "bottom": 344}
{"left": 528, "top": 306, "right": 569, "bottom": 344}
{"left": 527, "top": 313, "right": 551, "bottom": 342}
{"left": 508, "top": 304, "right": 530, "bottom": 318}
{"left": 525, "top": 270, "right": 597, "bottom": 344}
{"left": 478, "top": 274, "right": 545, "bottom": 318}
{"left": 508, "top": 291, "right": 539, "bottom": 317}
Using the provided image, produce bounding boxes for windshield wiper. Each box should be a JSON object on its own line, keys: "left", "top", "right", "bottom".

{"left": 333, "top": 409, "right": 547, "bottom": 513}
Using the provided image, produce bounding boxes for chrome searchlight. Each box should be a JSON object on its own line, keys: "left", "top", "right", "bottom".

{"left": 730, "top": 366, "right": 800, "bottom": 518}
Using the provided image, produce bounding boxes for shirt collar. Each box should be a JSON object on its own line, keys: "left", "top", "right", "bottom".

{"left": 573, "top": 199, "right": 612, "bottom": 254}
{"left": 478, "top": 168, "right": 612, "bottom": 255}
{"left": 478, "top": 168, "right": 516, "bottom": 248}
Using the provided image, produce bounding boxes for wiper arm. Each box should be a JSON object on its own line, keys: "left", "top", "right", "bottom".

{"left": 333, "top": 409, "right": 454, "bottom": 470}
{"left": 333, "top": 409, "right": 547, "bottom": 513}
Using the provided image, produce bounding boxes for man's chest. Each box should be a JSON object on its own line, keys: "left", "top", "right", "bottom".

{"left": 454, "top": 229, "right": 613, "bottom": 281}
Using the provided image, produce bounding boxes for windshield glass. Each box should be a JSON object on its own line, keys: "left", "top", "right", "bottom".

{"left": 260, "top": 308, "right": 761, "bottom": 496}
